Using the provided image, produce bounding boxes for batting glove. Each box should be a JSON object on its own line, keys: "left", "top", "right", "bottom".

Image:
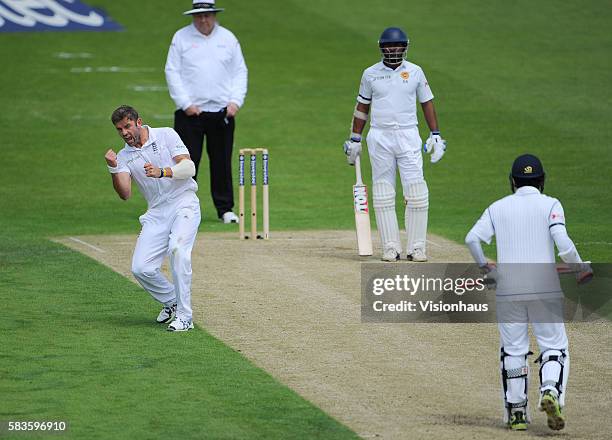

{"left": 423, "top": 131, "right": 446, "bottom": 163}
{"left": 343, "top": 134, "right": 362, "bottom": 166}
{"left": 480, "top": 263, "right": 498, "bottom": 289}
{"left": 575, "top": 261, "right": 594, "bottom": 285}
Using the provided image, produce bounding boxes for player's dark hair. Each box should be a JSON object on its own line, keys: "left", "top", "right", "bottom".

{"left": 111, "top": 105, "right": 139, "bottom": 124}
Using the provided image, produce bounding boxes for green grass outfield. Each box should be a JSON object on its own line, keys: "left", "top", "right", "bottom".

{"left": 1, "top": 0, "right": 610, "bottom": 438}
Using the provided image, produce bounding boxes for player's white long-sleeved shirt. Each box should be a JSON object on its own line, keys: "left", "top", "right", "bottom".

{"left": 357, "top": 60, "right": 433, "bottom": 129}
{"left": 165, "top": 23, "right": 248, "bottom": 112}
{"left": 115, "top": 126, "right": 198, "bottom": 209}
{"left": 465, "top": 186, "right": 582, "bottom": 299}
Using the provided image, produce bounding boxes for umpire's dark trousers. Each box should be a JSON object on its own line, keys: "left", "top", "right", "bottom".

{"left": 174, "top": 109, "right": 235, "bottom": 219}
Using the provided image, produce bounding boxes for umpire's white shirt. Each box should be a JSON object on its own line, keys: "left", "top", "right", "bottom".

{"left": 357, "top": 60, "right": 433, "bottom": 129}
{"left": 467, "top": 186, "right": 567, "bottom": 299}
{"left": 165, "top": 23, "right": 248, "bottom": 112}
{"left": 115, "top": 127, "right": 198, "bottom": 209}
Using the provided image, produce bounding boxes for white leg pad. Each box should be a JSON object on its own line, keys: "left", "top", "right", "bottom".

{"left": 500, "top": 349, "right": 532, "bottom": 423}
{"left": 537, "top": 349, "right": 569, "bottom": 408}
{"left": 373, "top": 180, "right": 401, "bottom": 254}
{"left": 404, "top": 180, "right": 429, "bottom": 254}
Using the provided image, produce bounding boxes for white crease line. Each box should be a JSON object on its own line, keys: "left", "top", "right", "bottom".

{"left": 130, "top": 85, "right": 168, "bottom": 92}
{"left": 70, "top": 66, "right": 157, "bottom": 73}
{"left": 68, "top": 237, "right": 106, "bottom": 253}
{"left": 576, "top": 242, "right": 612, "bottom": 246}
{"left": 209, "top": 237, "right": 450, "bottom": 247}
{"left": 98, "top": 237, "right": 454, "bottom": 248}
{"left": 54, "top": 52, "right": 92, "bottom": 59}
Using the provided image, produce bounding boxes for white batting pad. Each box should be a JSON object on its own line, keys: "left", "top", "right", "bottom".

{"left": 404, "top": 180, "right": 429, "bottom": 254}
{"left": 373, "top": 180, "right": 401, "bottom": 254}
{"left": 500, "top": 353, "right": 532, "bottom": 423}
{"left": 538, "top": 349, "right": 570, "bottom": 408}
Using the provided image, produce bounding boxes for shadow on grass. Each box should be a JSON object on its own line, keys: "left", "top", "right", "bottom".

{"left": 105, "top": 315, "right": 165, "bottom": 329}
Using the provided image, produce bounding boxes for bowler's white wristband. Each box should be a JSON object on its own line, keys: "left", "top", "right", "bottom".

{"left": 108, "top": 165, "right": 120, "bottom": 174}
{"left": 171, "top": 159, "right": 196, "bottom": 179}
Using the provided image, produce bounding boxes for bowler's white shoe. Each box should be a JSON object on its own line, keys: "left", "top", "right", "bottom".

{"left": 222, "top": 211, "right": 239, "bottom": 224}
{"left": 407, "top": 248, "right": 427, "bottom": 262}
{"left": 167, "top": 318, "right": 194, "bottom": 332}
{"left": 156, "top": 304, "right": 176, "bottom": 323}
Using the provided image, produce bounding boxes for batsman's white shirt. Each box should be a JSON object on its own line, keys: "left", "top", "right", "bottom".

{"left": 165, "top": 23, "right": 248, "bottom": 112}
{"left": 357, "top": 60, "right": 433, "bottom": 129}
{"left": 358, "top": 61, "right": 434, "bottom": 187}
{"left": 467, "top": 186, "right": 568, "bottom": 299}
{"left": 115, "top": 126, "right": 198, "bottom": 208}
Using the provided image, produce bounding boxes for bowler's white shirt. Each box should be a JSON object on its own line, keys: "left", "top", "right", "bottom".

{"left": 468, "top": 186, "right": 568, "bottom": 298}
{"left": 115, "top": 127, "right": 198, "bottom": 209}
{"left": 165, "top": 23, "right": 248, "bottom": 112}
{"left": 357, "top": 60, "right": 434, "bottom": 129}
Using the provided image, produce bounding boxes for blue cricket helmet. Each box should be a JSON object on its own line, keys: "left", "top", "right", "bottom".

{"left": 378, "top": 27, "right": 409, "bottom": 46}
{"left": 509, "top": 154, "right": 546, "bottom": 193}
{"left": 378, "top": 27, "right": 409, "bottom": 66}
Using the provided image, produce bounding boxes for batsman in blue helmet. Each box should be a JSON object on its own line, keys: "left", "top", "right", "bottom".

{"left": 343, "top": 27, "right": 446, "bottom": 262}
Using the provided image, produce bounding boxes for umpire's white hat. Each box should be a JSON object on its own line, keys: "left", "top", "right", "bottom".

{"left": 184, "top": 1, "right": 224, "bottom": 15}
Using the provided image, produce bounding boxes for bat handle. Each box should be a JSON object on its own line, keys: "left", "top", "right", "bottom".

{"left": 354, "top": 155, "right": 363, "bottom": 185}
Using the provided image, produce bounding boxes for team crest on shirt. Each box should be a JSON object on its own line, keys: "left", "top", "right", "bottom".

{"left": 151, "top": 142, "right": 158, "bottom": 154}
{"left": 400, "top": 71, "right": 410, "bottom": 80}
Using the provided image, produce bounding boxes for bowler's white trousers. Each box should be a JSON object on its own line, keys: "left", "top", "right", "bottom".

{"left": 131, "top": 191, "right": 201, "bottom": 321}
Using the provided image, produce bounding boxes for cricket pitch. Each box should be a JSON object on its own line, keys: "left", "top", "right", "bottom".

{"left": 55, "top": 230, "right": 611, "bottom": 439}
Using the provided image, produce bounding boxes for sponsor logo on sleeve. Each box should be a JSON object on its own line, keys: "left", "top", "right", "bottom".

{"left": 550, "top": 212, "right": 565, "bottom": 222}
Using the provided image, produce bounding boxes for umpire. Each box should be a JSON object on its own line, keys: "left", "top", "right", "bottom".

{"left": 165, "top": 0, "right": 248, "bottom": 223}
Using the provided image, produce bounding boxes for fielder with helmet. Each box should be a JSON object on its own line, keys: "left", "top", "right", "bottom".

{"left": 465, "top": 154, "right": 593, "bottom": 431}
{"left": 344, "top": 27, "right": 446, "bottom": 262}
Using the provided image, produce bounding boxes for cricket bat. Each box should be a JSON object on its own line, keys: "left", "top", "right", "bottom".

{"left": 353, "top": 156, "right": 373, "bottom": 256}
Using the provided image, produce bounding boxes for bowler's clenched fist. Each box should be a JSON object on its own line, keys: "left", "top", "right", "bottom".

{"left": 144, "top": 162, "right": 161, "bottom": 178}
{"left": 105, "top": 149, "right": 118, "bottom": 167}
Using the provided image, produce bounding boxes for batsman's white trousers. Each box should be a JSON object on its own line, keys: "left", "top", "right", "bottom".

{"left": 131, "top": 191, "right": 201, "bottom": 321}
{"left": 366, "top": 126, "right": 424, "bottom": 189}
{"left": 497, "top": 299, "right": 568, "bottom": 355}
